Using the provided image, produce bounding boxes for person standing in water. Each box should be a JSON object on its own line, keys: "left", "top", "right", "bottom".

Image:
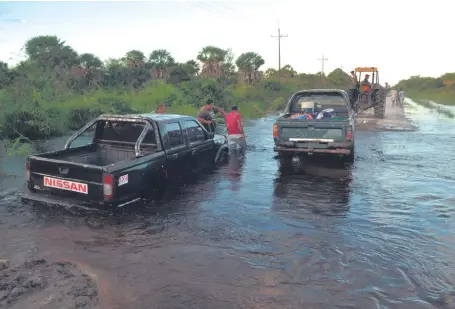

{"left": 225, "top": 105, "right": 246, "bottom": 152}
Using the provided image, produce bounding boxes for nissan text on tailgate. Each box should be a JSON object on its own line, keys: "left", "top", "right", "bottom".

{"left": 22, "top": 113, "right": 228, "bottom": 210}
{"left": 273, "top": 89, "right": 355, "bottom": 163}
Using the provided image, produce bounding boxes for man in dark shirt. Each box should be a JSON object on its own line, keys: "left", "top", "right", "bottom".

{"left": 362, "top": 74, "right": 371, "bottom": 85}
{"left": 197, "top": 99, "right": 225, "bottom": 132}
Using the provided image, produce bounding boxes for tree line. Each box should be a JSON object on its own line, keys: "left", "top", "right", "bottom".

{"left": 394, "top": 73, "right": 455, "bottom": 106}
{"left": 0, "top": 35, "right": 354, "bottom": 141}
{"left": 0, "top": 35, "right": 270, "bottom": 92}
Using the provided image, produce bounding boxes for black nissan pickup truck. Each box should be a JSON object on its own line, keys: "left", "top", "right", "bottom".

{"left": 21, "top": 113, "right": 229, "bottom": 209}
{"left": 273, "top": 89, "right": 355, "bottom": 163}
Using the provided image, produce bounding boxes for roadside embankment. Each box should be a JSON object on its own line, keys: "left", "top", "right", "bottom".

{"left": 355, "top": 97, "right": 417, "bottom": 131}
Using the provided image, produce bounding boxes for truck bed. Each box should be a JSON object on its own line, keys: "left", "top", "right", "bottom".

{"left": 26, "top": 142, "right": 161, "bottom": 203}
{"left": 37, "top": 143, "right": 158, "bottom": 167}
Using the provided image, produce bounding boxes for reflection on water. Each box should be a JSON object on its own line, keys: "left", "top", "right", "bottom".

{"left": 226, "top": 152, "right": 245, "bottom": 192}
{"left": 273, "top": 157, "right": 352, "bottom": 217}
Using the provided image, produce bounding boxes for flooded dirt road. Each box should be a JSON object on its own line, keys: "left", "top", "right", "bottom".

{"left": 1, "top": 101, "right": 455, "bottom": 308}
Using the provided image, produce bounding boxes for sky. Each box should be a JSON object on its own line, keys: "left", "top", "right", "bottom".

{"left": 0, "top": 0, "right": 453, "bottom": 85}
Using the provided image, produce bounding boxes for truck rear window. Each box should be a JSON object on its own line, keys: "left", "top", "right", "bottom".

{"left": 95, "top": 121, "right": 156, "bottom": 144}
{"left": 290, "top": 93, "right": 348, "bottom": 115}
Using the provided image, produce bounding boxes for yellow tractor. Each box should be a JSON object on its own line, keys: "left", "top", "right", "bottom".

{"left": 347, "top": 67, "right": 386, "bottom": 118}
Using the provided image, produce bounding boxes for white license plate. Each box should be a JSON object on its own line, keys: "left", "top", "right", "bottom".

{"left": 43, "top": 176, "right": 88, "bottom": 194}
{"left": 289, "top": 138, "right": 334, "bottom": 142}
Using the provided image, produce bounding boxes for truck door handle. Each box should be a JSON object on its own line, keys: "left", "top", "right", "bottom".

{"left": 172, "top": 153, "right": 178, "bottom": 158}
{"left": 191, "top": 149, "right": 196, "bottom": 155}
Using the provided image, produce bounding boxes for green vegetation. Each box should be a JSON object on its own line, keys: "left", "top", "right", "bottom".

{"left": 395, "top": 73, "right": 455, "bottom": 106}
{"left": 0, "top": 35, "right": 353, "bottom": 142}
{"left": 411, "top": 99, "right": 454, "bottom": 118}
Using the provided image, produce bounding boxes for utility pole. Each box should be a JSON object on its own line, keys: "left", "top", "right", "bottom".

{"left": 318, "top": 54, "right": 328, "bottom": 75}
{"left": 271, "top": 22, "right": 287, "bottom": 71}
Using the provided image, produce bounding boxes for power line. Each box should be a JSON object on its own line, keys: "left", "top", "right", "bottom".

{"left": 271, "top": 23, "right": 287, "bottom": 71}
{"left": 318, "top": 54, "right": 328, "bottom": 75}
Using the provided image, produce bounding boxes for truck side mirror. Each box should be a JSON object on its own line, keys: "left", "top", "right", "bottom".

{"left": 206, "top": 132, "right": 215, "bottom": 139}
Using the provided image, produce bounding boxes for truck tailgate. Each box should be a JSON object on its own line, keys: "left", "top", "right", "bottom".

{"left": 28, "top": 156, "right": 104, "bottom": 201}
{"left": 277, "top": 120, "right": 347, "bottom": 142}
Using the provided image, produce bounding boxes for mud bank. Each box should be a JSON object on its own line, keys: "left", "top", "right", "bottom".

{"left": 0, "top": 259, "right": 99, "bottom": 309}
{"left": 356, "top": 97, "right": 417, "bottom": 131}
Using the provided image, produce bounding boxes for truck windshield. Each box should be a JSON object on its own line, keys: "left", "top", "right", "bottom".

{"left": 95, "top": 120, "right": 155, "bottom": 144}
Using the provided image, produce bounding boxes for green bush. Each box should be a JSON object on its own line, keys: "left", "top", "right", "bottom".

{"left": 396, "top": 74, "right": 455, "bottom": 106}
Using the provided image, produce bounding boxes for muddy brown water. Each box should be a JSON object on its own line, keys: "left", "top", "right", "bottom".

{"left": 1, "top": 102, "right": 455, "bottom": 309}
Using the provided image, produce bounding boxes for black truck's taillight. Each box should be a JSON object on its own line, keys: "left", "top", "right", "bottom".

{"left": 345, "top": 125, "right": 353, "bottom": 140}
{"left": 25, "top": 161, "right": 30, "bottom": 183}
{"left": 103, "top": 173, "right": 113, "bottom": 199}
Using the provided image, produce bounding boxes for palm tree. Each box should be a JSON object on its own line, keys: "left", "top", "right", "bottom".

{"left": 24, "top": 35, "right": 64, "bottom": 60}
{"left": 181, "top": 60, "right": 200, "bottom": 77}
{"left": 197, "top": 46, "right": 227, "bottom": 78}
{"left": 24, "top": 35, "right": 79, "bottom": 70}
{"left": 235, "top": 52, "right": 265, "bottom": 84}
{"left": 123, "top": 50, "right": 146, "bottom": 68}
{"left": 148, "top": 49, "right": 175, "bottom": 80}
{"left": 117, "top": 51, "right": 151, "bottom": 90}
{"left": 79, "top": 53, "right": 103, "bottom": 70}
{"left": 74, "top": 53, "right": 103, "bottom": 88}
{"left": 218, "top": 48, "right": 236, "bottom": 84}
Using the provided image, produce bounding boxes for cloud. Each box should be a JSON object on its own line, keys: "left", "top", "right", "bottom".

{"left": 2, "top": 18, "right": 26, "bottom": 24}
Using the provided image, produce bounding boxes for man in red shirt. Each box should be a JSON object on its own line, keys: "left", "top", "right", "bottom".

{"left": 225, "top": 105, "right": 246, "bottom": 151}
